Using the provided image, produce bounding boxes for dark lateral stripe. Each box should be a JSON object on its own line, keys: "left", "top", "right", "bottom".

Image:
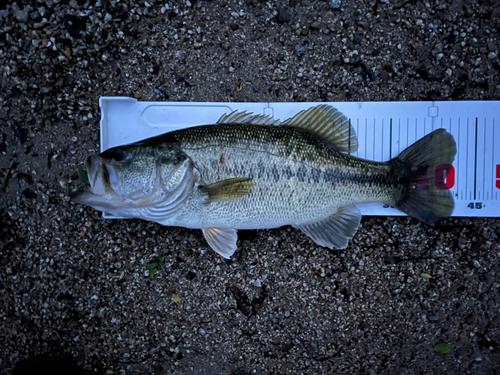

{"left": 220, "top": 163, "right": 396, "bottom": 186}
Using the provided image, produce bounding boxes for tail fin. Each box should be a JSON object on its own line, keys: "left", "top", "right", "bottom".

{"left": 390, "top": 129, "right": 457, "bottom": 226}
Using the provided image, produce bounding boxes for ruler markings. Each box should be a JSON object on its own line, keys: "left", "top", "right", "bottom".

{"left": 381, "top": 118, "right": 384, "bottom": 161}
{"left": 366, "top": 119, "right": 369, "bottom": 159}
{"left": 390, "top": 118, "right": 393, "bottom": 158}
{"left": 372, "top": 119, "right": 376, "bottom": 160}
{"left": 479, "top": 120, "right": 485, "bottom": 205}
{"left": 357, "top": 119, "right": 360, "bottom": 158}
{"left": 493, "top": 117, "right": 496, "bottom": 198}
{"left": 397, "top": 118, "right": 400, "bottom": 155}
{"left": 407, "top": 118, "right": 409, "bottom": 151}
{"left": 483, "top": 117, "right": 486, "bottom": 200}
{"left": 456, "top": 118, "right": 460, "bottom": 196}
{"left": 474, "top": 117, "right": 478, "bottom": 201}
{"left": 398, "top": 118, "right": 401, "bottom": 155}
{"left": 458, "top": 117, "right": 469, "bottom": 198}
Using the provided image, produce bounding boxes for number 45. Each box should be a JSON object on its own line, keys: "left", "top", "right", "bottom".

{"left": 468, "top": 202, "right": 482, "bottom": 209}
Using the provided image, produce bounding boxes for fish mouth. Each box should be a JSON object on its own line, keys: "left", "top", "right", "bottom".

{"left": 86, "top": 155, "right": 100, "bottom": 188}
{"left": 69, "top": 185, "right": 124, "bottom": 213}
{"left": 70, "top": 155, "right": 118, "bottom": 209}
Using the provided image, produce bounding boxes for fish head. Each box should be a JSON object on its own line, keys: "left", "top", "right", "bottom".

{"left": 70, "top": 143, "right": 197, "bottom": 216}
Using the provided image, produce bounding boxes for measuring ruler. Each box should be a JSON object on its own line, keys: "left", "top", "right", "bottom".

{"left": 99, "top": 98, "right": 500, "bottom": 218}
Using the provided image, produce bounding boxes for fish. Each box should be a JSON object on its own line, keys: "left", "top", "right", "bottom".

{"left": 70, "top": 105, "right": 457, "bottom": 258}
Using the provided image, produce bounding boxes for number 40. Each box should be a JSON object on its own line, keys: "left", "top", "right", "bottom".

{"left": 468, "top": 202, "right": 482, "bottom": 209}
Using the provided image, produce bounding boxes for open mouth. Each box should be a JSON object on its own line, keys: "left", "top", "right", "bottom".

{"left": 70, "top": 155, "right": 112, "bottom": 204}
{"left": 83, "top": 155, "right": 121, "bottom": 195}
{"left": 85, "top": 155, "right": 107, "bottom": 195}
{"left": 86, "top": 155, "right": 99, "bottom": 189}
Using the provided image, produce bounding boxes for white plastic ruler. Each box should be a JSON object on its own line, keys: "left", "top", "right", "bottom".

{"left": 99, "top": 97, "right": 500, "bottom": 219}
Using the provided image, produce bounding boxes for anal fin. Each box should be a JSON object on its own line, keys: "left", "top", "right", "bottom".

{"left": 294, "top": 206, "right": 361, "bottom": 249}
{"left": 202, "top": 227, "right": 238, "bottom": 259}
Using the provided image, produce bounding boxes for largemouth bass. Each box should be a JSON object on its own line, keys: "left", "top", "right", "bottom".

{"left": 70, "top": 105, "right": 457, "bottom": 258}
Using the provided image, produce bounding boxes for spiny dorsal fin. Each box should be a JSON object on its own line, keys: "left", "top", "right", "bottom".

{"left": 281, "top": 105, "right": 358, "bottom": 153}
{"left": 217, "top": 110, "right": 281, "bottom": 126}
{"left": 199, "top": 177, "right": 253, "bottom": 203}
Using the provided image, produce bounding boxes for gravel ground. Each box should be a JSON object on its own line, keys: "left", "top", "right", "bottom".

{"left": 1, "top": 0, "right": 500, "bottom": 374}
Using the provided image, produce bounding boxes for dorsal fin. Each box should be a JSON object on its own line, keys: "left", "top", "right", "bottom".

{"left": 281, "top": 105, "right": 358, "bottom": 153}
{"left": 217, "top": 110, "right": 281, "bottom": 126}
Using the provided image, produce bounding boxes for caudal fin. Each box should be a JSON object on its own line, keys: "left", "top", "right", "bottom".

{"left": 390, "top": 129, "right": 457, "bottom": 226}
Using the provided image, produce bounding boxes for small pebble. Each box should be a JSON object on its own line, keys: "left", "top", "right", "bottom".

{"left": 310, "top": 21, "right": 320, "bottom": 30}
{"left": 15, "top": 9, "right": 29, "bottom": 23}
{"left": 295, "top": 44, "right": 306, "bottom": 58}
{"left": 329, "top": 0, "right": 342, "bottom": 9}
{"left": 0, "top": 9, "right": 8, "bottom": 22}
{"left": 277, "top": 4, "right": 290, "bottom": 23}
{"left": 379, "top": 70, "right": 390, "bottom": 81}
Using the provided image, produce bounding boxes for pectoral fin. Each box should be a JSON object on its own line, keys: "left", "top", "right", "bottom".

{"left": 294, "top": 206, "right": 361, "bottom": 249}
{"left": 202, "top": 227, "right": 238, "bottom": 259}
{"left": 199, "top": 178, "right": 253, "bottom": 203}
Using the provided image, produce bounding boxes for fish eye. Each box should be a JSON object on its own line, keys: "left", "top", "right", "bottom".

{"left": 175, "top": 153, "right": 186, "bottom": 163}
{"left": 104, "top": 147, "right": 126, "bottom": 162}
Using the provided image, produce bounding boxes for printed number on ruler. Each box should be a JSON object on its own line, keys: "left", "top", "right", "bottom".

{"left": 383, "top": 163, "right": 455, "bottom": 209}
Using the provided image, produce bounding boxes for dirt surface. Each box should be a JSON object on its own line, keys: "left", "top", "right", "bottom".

{"left": 1, "top": 0, "right": 500, "bottom": 374}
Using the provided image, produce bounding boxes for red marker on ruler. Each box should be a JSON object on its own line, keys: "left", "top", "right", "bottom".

{"left": 496, "top": 165, "right": 500, "bottom": 189}
{"left": 435, "top": 164, "right": 455, "bottom": 189}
